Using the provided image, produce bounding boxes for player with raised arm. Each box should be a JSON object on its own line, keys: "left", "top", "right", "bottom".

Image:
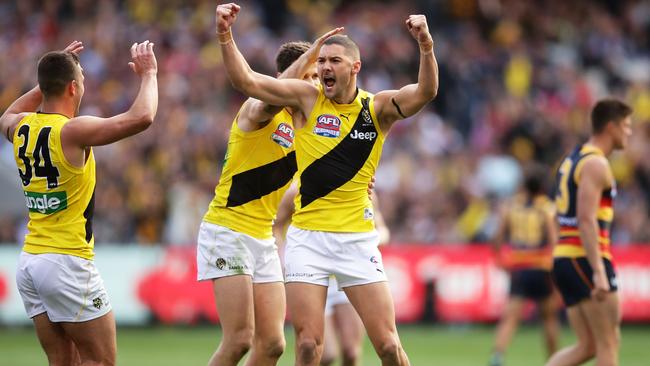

{"left": 488, "top": 167, "right": 559, "bottom": 366}
{"left": 216, "top": 3, "right": 438, "bottom": 365}
{"left": 546, "top": 99, "right": 633, "bottom": 366}
{"left": 1, "top": 40, "right": 157, "bottom": 366}
{"left": 196, "top": 29, "right": 341, "bottom": 366}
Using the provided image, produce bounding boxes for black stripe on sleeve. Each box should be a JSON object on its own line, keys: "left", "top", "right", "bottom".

{"left": 226, "top": 151, "right": 297, "bottom": 207}
{"left": 300, "top": 97, "right": 377, "bottom": 208}
{"left": 391, "top": 97, "right": 407, "bottom": 119}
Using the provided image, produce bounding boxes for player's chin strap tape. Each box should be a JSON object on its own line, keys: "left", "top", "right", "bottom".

{"left": 391, "top": 97, "right": 407, "bottom": 119}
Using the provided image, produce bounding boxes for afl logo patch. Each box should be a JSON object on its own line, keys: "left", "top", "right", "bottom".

{"left": 216, "top": 258, "right": 226, "bottom": 270}
{"left": 314, "top": 114, "right": 341, "bottom": 138}
{"left": 271, "top": 122, "right": 294, "bottom": 148}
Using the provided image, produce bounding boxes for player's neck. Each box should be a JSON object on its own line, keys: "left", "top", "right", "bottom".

{"left": 40, "top": 98, "right": 74, "bottom": 119}
{"left": 586, "top": 136, "right": 613, "bottom": 156}
{"left": 332, "top": 84, "right": 358, "bottom": 105}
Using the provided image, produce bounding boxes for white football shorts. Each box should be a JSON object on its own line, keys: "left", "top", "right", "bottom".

{"left": 196, "top": 221, "right": 283, "bottom": 283}
{"left": 16, "top": 251, "right": 111, "bottom": 322}
{"left": 284, "top": 225, "right": 387, "bottom": 288}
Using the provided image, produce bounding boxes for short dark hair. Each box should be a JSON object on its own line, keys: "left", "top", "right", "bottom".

{"left": 523, "top": 164, "right": 546, "bottom": 196}
{"left": 275, "top": 41, "right": 311, "bottom": 73}
{"left": 323, "top": 35, "right": 360, "bottom": 61}
{"left": 37, "top": 51, "right": 80, "bottom": 98}
{"left": 591, "top": 98, "right": 633, "bottom": 134}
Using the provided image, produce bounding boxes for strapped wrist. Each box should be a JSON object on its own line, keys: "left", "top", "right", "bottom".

{"left": 217, "top": 29, "right": 233, "bottom": 44}
{"left": 419, "top": 39, "right": 434, "bottom": 54}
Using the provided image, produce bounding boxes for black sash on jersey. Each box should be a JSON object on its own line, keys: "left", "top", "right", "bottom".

{"left": 300, "top": 97, "right": 377, "bottom": 207}
{"left": 226, "top": 151, "right": 297, "bottom": 207}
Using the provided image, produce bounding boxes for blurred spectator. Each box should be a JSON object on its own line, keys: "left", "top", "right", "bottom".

{"left": 0, "top": 0, "right": 649, "bottom": 245}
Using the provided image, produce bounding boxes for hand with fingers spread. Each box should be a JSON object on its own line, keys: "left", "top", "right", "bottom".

{"left": 406, "top": 14, "right": 433, "bottom": 52}
{"left": 216, "top": 3, "right": 241, "bottom": 35}
{"left": 128, "top": 40, "right": 157, "bottom": 76}
{"left": 63, "top": 40, "right": 84, "bottom": 56}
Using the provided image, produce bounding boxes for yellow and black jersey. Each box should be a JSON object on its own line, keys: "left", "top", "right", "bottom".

{"left": 13, "top": 112, "right": 96, "bottom": 260}
{"left": 504, "top": 193, "right": 554, "bottom": 270}
{"left": 554, "top": 144, "right": 615, "bottom": 259}
{"left": 203, "top": 108, "right": 297, "bottom": 239}
{"left": 292, "top": 86, "right": 385, "bottom": 232}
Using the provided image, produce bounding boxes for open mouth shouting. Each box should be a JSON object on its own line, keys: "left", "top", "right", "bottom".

{"left": 323, "top": 75, "right": 336, "bottom": 92}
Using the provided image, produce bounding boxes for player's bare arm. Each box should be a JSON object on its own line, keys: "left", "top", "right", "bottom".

{"left": 216, "top": 3, "right": 319, "bottom": 113}
{"left": 491, "top": 202, "right": 510, "bottom": 267}
{"left": 238, "top": 27, "right": 344, "bottom": 132}
{"left": 543, "top": 203, "right": 558, "bottom": 249}
{"left": 0, "top": 41, "right": 84, "bottom": 142}
{"left": 576, "top": 156, "right": 611, "bottom": 301}
{"left": 60, "top": 41, "right": 158, "bottom": 165}
{"left": 371, "top": 190, "right": 391, "bottom": 245}
{"left": 374, "top": 14, "right": 439, "bottom": 132}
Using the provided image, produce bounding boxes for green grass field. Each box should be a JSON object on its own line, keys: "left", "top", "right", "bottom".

{"left": 1, "top": 324, "right": 648, "bottom": 365}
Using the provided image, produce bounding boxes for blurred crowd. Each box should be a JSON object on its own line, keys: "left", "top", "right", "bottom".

{"left": 1, "top": 0, "right": 649, "bottom": 245}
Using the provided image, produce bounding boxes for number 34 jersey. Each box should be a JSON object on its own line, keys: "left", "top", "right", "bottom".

{"left": 13, "top": 113, "right": 96, "bottom": 260}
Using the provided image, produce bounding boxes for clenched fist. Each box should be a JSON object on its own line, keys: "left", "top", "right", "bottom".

{"left": 406, "top": 15, "right": 433, "bottom": 45}
{"left": 216, "top": 3, "right": 241, "bottom": 34}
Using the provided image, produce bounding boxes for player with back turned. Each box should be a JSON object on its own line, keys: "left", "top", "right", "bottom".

{"left": 489, "top": 166, "right": 559, "bottom": 366}
{"left": 0, "top": 40, "right": 158, "bottom": 365}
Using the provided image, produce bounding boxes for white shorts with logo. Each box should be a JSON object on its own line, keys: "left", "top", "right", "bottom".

{"left": 196, "top": 221, "right": 283, "bottom": 283}
{"left": 325, "top": 277, "right": 351, "bottom": 316}
{"left": 16, "top": 252, "right": 111, "bottom": 322}
{"left": 284, "top": 225, "right": 387, "bottom": 288}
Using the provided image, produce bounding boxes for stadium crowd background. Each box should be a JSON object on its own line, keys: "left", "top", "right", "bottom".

{"left": 0, "top": 0, "right": 649, "bottom": 246}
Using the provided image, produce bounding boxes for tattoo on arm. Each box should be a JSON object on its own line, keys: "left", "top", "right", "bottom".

{"left": 391, "top": 97, "right": 407, "bottom": 119}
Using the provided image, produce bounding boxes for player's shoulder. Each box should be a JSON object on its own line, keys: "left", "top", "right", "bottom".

{"left": 533, "top": 195, "right": 555, "bottom": 213}
{"left": 577, "top": 155, "right": 611, "bottom": 187}
{"left": 1, "top": 112, "right": 31, "bottom": 141}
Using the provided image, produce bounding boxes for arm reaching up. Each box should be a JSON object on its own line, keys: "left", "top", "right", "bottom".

{"left": 216, "top": 3, "right": 319, "bottom": 111}
{"left": 0, "top": 41, "right": 85, "bottom": 141}
{"left": 374, "top": 14, "right": 439, "bottom": 131}
{"left": 238, "top": 27, "right": 345, "bottom": 131}
{"left": 61, "top": 41, "right": 158, "bottom": 149}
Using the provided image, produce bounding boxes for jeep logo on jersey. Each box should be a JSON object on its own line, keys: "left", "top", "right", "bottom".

{"left": 350, "top": 130, "right": 377, "bottom": 141}
{"left": 314, "top": 114, "right": 341, "bottom": 138}
{"left": 271, "top": 122, "right": 294, "bottom": 148}
{"left": 24, "top": 191, "right": 67, "bottom": 214}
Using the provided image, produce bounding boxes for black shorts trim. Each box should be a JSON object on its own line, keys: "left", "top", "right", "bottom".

{"left": 552, "top": 257, "right": 617, "bottom": 307}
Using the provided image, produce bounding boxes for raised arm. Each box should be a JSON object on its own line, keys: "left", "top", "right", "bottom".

{"left": 238, "top": 28, "right": 344, "bottom": 131}
{"left": 375, "top": 14, "right": 439, "bottom": 131}
{"left": 216, "top": 3, "right": 318, "bottom": 111}
{"left": 61, "top": 41, "right": 158, "bottom": 149}
{"left": 576, "top": 157, "right": 611, "bottom": 301}
{"left": 0, "top": 86, "right": 42, "bottom": 142}
{"left": 0, "top": 41, "right": 84, "bottom": 141}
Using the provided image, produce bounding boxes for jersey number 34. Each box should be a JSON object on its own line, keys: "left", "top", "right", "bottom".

{"left": 16, "top": 125, "right": 60, "bottom": 188}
